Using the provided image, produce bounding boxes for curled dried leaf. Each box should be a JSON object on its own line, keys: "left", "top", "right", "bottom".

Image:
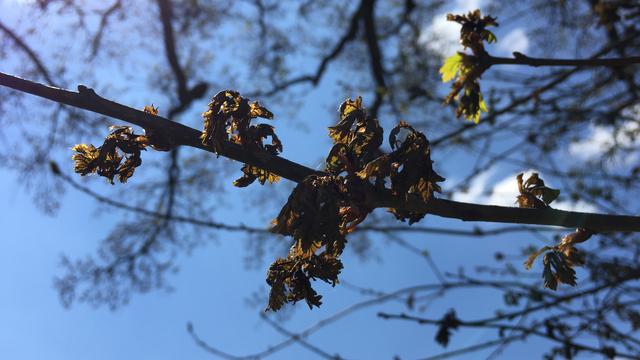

{"left": 384, "top": 122, "right": 445, "bottom": 223}
{"left": 143, "top": 104, "right": 159, "bottom": 116}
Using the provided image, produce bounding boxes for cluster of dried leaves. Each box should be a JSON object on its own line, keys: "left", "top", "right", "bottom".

{"left": 72, "top": 125, "right": 148, "bottom": 184}
{"left": 265, "top": 97, "right": 445, "bottom": 311}
{"left": 71, "top": 105, "right": 168, "bottom": 184}
{"left": 516, "top": 173, "right": 591, "bottom": 290}
{"left": 440, "top": 9, "right": 497, "bottom": 123}
{"left": 201, "top": 90, "right": 281, "bottom": 187}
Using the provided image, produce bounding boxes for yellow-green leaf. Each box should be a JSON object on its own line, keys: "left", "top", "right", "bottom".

{"left": 479, "top": 98, "right": 488, "bottom": 113}
{"left": 439, "top": 53, "right": 463, "bottom": 83}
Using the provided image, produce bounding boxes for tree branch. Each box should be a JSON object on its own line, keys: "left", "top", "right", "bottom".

{"left": 0, "top": 20, "right": 56, "bottom": 85}
{"left": 377, "top": 312, "right": 639, "bottom": 359}
{"left": 54, "top": 166, "right": 563, "bottom": 238}
{"left": 488, "top": 52, "right": 640, "bottom": 68}
{"left": 2, "top": 71, "right": 640, "bottom": 232}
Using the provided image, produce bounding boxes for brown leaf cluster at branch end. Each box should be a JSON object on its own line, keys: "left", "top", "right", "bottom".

{"left": 201, "top": 90, "right": 281, "bottom": 187}
{"left": 440, "top": 9, "right": 498, "bottom": 123}
{"left": 524, "top": 228, "right": 593, "bottom": 290}
{"left": 72, "top": 125, "right": 148, "bottom": 184}
{"left": 266, "top": 97, "right": 445, "bottom": 311}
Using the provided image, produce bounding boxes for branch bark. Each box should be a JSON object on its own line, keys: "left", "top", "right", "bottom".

{"left": 1, "top": 71, "right": 639, "bottom": 232}
{"left": 489, "top": 52, "right": 640, "bottom": 68}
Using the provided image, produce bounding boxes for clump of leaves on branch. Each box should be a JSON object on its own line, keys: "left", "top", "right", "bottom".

{"left": 440, "top": 9, "right": 497, "bottom": 123}
{"left": 524, "top": 228, "right": 592, "bottom": 291}
{"left": 72, "top": 125, "right": 149, "bottom": 184}
{"left": 201, "top": 90, "right": 281, "bottom": 187}
{"left": 516, "top": 172, "right": 560, "bottom": 209}
{"left": 266, "top": 97, "right": 445, "bottom": 311}
{"left": 66, "top": 89, "right": 598, "bottom": 311}
{"left": 71, "top": 105, "right": 176, "bottom": 184}
{"left": 515, "top": 173, "right": 591, "bottom": 291}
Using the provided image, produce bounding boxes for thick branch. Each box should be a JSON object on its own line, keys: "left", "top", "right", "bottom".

{"left": 489, "top": 52, "right": 640, "bottom": 68}
{"left": 55, "top": 167, "right": 562, "bottom": 237}
{"left": 2, "top": 71, "right": 640, "bottom": 232}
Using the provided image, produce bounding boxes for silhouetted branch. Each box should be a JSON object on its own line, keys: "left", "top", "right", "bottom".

{"left": 487, "top": 52, "right": 640, "bottom": 68}
{"left": 249, "top": 0, "right": 364, "bottom": 97}
{"left": 54, "top": 165, "right": 564, "bottom": 238}
{"left": 377, "top": 312, "right": 639, "bottom": 359}
{"left": 187, "top": 322, "right": 246, "bottom": 360}
{"left": 417, "top": 335, "right": 525, "bottom": 360}
{"left": 89, "top": 0, "right": 122, "bottom": 58}
{"left": 2, "top": 71, "right": 640, "bottom": 232}
{"left": 259, "top": 313, "right": 345, "bottom": 360}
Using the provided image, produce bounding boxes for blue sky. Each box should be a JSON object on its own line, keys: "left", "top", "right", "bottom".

{"left": 0, "top": 0, "right": 621, "bottom": 359}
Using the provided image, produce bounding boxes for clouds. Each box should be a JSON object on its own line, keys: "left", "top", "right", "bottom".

{"left": 420, "top": 2, "right": 531, "bottom": 60}
{"left": 419, "top": 0, "right": 491, "bottom": 57}
{"left": 497, "top": 28, "right": 529, "bottom": 55}
{"left": 569, "top": 105, "right": 640, "bottom": 167}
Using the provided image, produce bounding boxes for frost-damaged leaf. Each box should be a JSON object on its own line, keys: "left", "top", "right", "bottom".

{"left": 436, "top": 309, "right": 460, "bottom": 347}
{"left": 201, "top": 90, "right": 281, "bottom": 187}
{"left": 516, "top": 172, "right": 560, "bottom": 208}
{"left": 71, "top": 126, "right": 147, "bottom": 184}
{"left": 524, "top": 228, "right": 591, "bottom": 290}
{"left": 543, "top": 251, "right": 577, "bottom": 290}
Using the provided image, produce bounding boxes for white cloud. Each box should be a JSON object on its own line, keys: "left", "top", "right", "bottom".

{"left": 497, "top": 28, "right": 529, "bottom": 55}
{"left": 452, "top": 170, "right": 598, "bottom": 213}
{"left": 419, "top": 0, "right": 491, "bottom": 57}
{"left": 569, "top": 107, "right": 640, "bottom": 167}
{"left": 451, "top": 170, "right": 493, "bottom": 203}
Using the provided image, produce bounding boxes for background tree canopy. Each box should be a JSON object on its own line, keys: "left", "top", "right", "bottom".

{"left": 1, "top": 0, "right": 639, "bottom": 359}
